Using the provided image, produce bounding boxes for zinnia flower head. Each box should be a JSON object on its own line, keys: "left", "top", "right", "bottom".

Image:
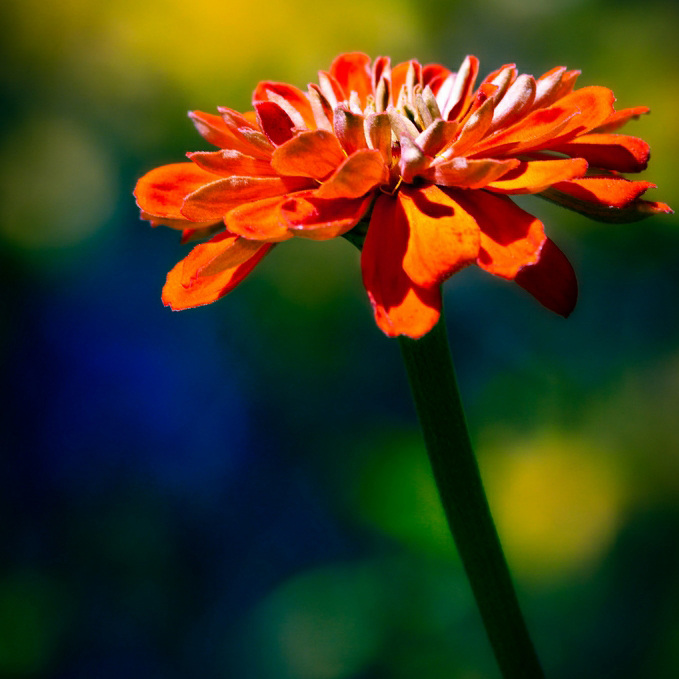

{"left": 135, "top": 52, "right": 672, "bottom": 338}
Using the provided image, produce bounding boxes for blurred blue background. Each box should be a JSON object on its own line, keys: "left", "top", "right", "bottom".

{"left": 1, "top": 0, "right": 678, "bottom": 677}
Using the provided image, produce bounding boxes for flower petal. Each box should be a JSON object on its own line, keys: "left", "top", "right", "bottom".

{"left": 281, "top": 192, "right": 372, "bottom": 240}
{"left": 361, "top": 194, "right": 442, "bottom": 338}
{"left": 135, "top": 162, "right": 218, "bottom": 219}
{"left": 424, "top": 157, "right": 520, "bottom": 189}
{"left": 330, "top": 52, "right": 373, "bottom": 106}
{"left": 181, "top": 176, "right": 312, "bottom": 221}
{"left": 271, "top": 130, "right": 346, "bottom": 180}
{"left": 592, "top": 106, "right": 649, "bottom": 134}
{"left": 452, "top": 190, "right": 546, "bottom": 278}
{"left": 224, "top": 195, "right": 293, "bottom": 241}
{"left": 400, "top": 185, "right": 480, "bottom": 287}
{"left": 178, "top": 231, "right": 268, "bottom": 278}
{"left": 549, "top": 133, "right": 650, "bottom": 173}
{"left": 514, "top": 238, "right": 577, "bottom": 317}
{"left": 187, "top": 150, "right": 278, "bottom": 177}
{"left": 255, "top": 101, "right": 296, "bottom": 146}
{"left": 486, "top": 158, "right": 588, "bottom": 194}
{"left": 188, "top": 111, "right": 234, "bottom": 148}
{"left": 252, "top": 81, "right": 316, "bottom": 128}
{"left": 162, "top": 238, "right": 272, "bottom": 310}
{"left": 541, "top": 177, "right": 673, "bottom": 222}
{"left": 315, "top": 149, "right": 387, "bottom": 199}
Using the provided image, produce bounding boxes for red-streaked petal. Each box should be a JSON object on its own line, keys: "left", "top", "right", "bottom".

{"left": 424, "top": 157, "right": 520, "bottom": 189}
{"left": 255, "top": 101, "right": 296, "bottom": 146}
{"left": 330, "top": 52, "right": 373, "bottom": 106}
{"left": 400, "top": 185, "right": 480, "bottom": 287}
{"left": 315, "top": 149, "right": 387, "bottom": 199}
{"left": 452, "top": 190, "right": 546, "bottom": 278}
{"left": 486, "top": 158, "right": 588, "bottom": 194}
{"left": 280, "top": 192, "right": 372, "bottom": 240}
{"left": 181, "top": 176, "right": 312, "bottom": 221}
{"left": 271, "top": 130, "right": 346, "bottom": 180}
{"left": 252, "top": 81, "right": 316, "bottom": 128}
{"left": 224, "top": 196, "right": 293, "bottom": 241}
{"left": 445, "top": 55, "right": 480, "bottom": 121}
{"left": 592, "top": 106, "right": 649, "bottom": 134}
{"left": 187, "top": 150, "right": 277, "bottom": 177}
{"left": 514, "top": 238, "right": 577, "bottom": 317}
{"left": 135, "top": 162, "right": 218, "bottom": 220}
{"left": 162, "top": 239, "right": 272, "bottom": 310}
{"left": 361, "top": 194, "right": 441, "bottom": 339}
{"left": 549, "top": 134, "right": 650, "bottom": 173}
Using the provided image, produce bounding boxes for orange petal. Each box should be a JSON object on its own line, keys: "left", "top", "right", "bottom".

{"left": 452, "top": 190, "right": 546, "bottom": 278}
{"left": 400, "top": 185, "right": 480, "bottom": 287}
{"left": 361, "top": 194, "right": 441, "bottom": 339}
{"left": 424, "top": 157, "right": 520, "bottom": 189}
{"left": 252, "top": 81, "right": 316, "bottom": 129}
{"left": 486, "top": 158, "right": 588, "bottom": 194}
{"left": 315, "top": 149, "right": 387, "bottom": 199}
{"left": 541, "top": 178, "right": 673, "bottom": 222}
{"left": 181, "top": 175, "right": 312, "bottom": 221}
{"left": 188, "top": 111, "right": 234, "bottom": 148}
{"left": 178, "top": 231, "right": 268, "bottom": 279}
{"left": 280, "top": 192, "right": 372, "bottom": 240}
{"left": 549, "top": 133, "right": 650, "bottom": 173}
{"left": 254, "top": 101, "right": 296, "bottom": 146}
{"left": 514, "top": 238, "right": 577, "bottom": 317}
{"left": 140, "top": 210, "right": 217, "bottom": 231}
{"left": 330, "top": 52, "right": 373, "bottom": 106}
{"left": 162, "top": 241, "right": 272, "bottom": 310}
{"left": 224, "top": 195, "right": 294, "bottom": 241}
{"left": 445, "top": 55, "right": 480, "bottom": 121}
{"left": 334, "top": 107, "right": 368, "bottom": 155}
{"left": 592, "top": 106, "right": 649, "bottom": 134}
{"left": 271, "top": 130, "right": 346, "bottom": 180}
{"left": 135, "top": 162, "right": 218, "bottom": 220}
{"left": 187, "top": 150, "right": 278, "bottom": 177}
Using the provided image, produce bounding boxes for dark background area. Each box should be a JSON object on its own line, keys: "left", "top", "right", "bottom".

{"left": 1, "top": 0, "right": 678, "bottom": 676}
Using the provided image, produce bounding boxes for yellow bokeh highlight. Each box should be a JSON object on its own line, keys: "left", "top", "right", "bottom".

{"left": 481, "top": 432, "right": 626, "bottom": 583}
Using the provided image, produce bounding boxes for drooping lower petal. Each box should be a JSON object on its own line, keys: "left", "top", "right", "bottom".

{"left": 399, "top": 185, "right": 480, "bottom": 287}
{"left": 361, "top": 193, "right": 442, "bottom": 339}
{"left": 162, "top": 240, "right": 272, "bottom": 310}
{"left": 135, "top": 162, "right": 219, "bottom": 219}
{"left": 452, "top": 189, "right": 546, "bottom": 278}
{"left": 224, "top": 195, "right": 293, "bottom": 241}
{"left": 514, "top": 238, "right": 577, "bottom": 317}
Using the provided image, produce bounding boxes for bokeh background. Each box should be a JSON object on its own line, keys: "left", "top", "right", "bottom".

{"left": 2, "top": 0, "right": 678, "bottom": 677}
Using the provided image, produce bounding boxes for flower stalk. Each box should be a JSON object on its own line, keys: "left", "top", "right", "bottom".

{"left": 398, "top": 310, "right": 545, "bottom": 679}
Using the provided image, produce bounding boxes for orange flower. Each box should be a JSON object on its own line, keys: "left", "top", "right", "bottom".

{"left": 134, "top": 53, "right": 672, "bottom": 338}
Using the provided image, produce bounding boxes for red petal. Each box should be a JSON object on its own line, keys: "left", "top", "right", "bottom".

{"left": 178, "top": 231, "right": 268, "bottom": 278}
{"left": 486, "top": 158, "right": 588, "bottom": 194}
{"left": 315, "top": 150, "right": 387, "bottom": 199}
{"left": 224, "top": 195, "right": 293, "bottom": 241}
{"left": 181, "top": 176, "right": 312, "bottom": 221}
{"left": 162, "top": 240, "right": 272, "bottom": 310}
{"left": 252, "top": 81, "right": 316, "bottom": 128}
{"left": 361, "top": 194, "right": 442, "bottom": 338}
{"left": 271, "top": 130, "right": 346, "bottom": 180}
{"left": 187, "top": 150, "right": 277, "bottom": 177}
{"left": 280, "top": 192, "right": 372, "bottom": 240}
{"left": 549, "top": 133, "right": 650, "bottom": 173}
{"left": 135, "top": 162, "right": 218, "bottom": 220}
{"left": 188, "top": 111, "right": 234, "bottom": 148}
{"left": 255, "top": 101, "right": 296, "bottom": 146}
{"left": 333, "top": 107, "right": 368, "bottom": 155}
{"left": 514, "top": 238, "right": 577, "bottom": 317}
{"left": 399, "top": 185, "right": 480, "bottom": 287}
{"left": 451, "top": 190, "right": 546, "bottom": 278}
{"left": 330, "top": 52, "right": 373, "bottom": 106}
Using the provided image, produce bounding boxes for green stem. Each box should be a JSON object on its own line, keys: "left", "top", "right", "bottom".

{"left": 398, "top": 311, "right": 545, "bottom": 679}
